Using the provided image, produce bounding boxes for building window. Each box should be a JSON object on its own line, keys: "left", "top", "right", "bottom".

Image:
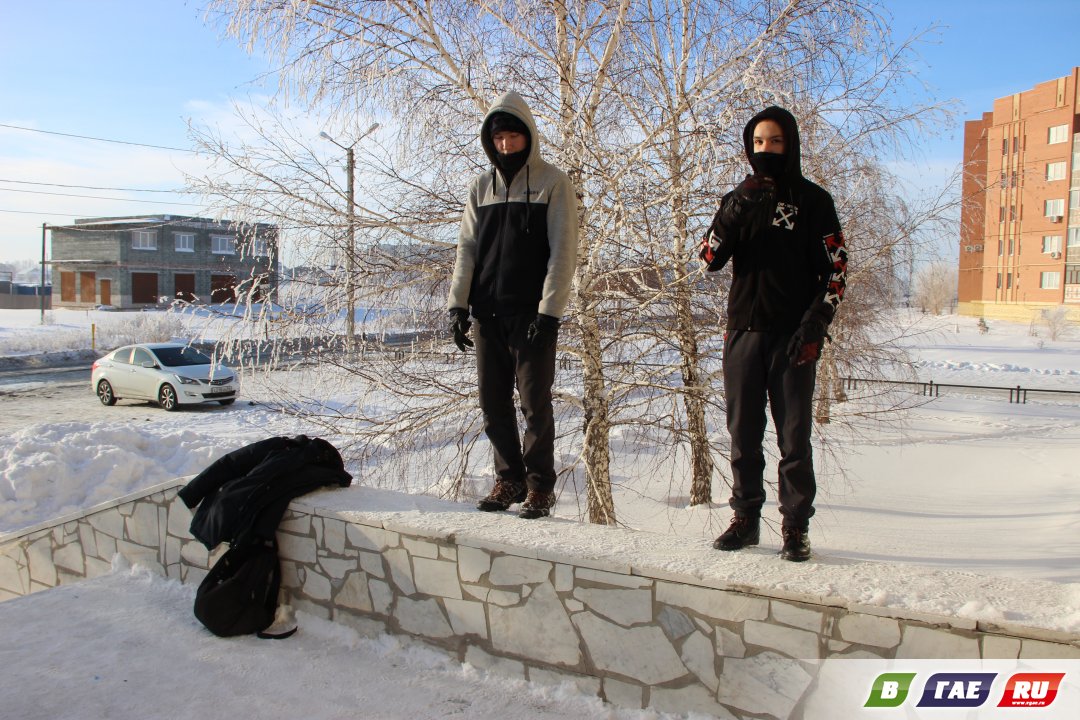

{"left": 1008, "top": 238, "right": 1014, "bottom": 255}
{"left": 999, "top": 206, "right": 1006, "bottom": 223}
{"left": 1048, "top": 125, "right": 1069, "bottom": 144}
{"left": 1040, "top": 271, "right": 1061, "bottom": 289}
{"left": 174, "top": 233, "right": 195, "bottom": 252}
{"left": 1045, "top": 198, "right": 1065, "bottom": 217}
{"left": 1043, "top": 235, "right": 1062, "bottom": 254}
{"left": 132, "top": 230, "right": 156, "bottom": 250}
{"left": 211, "top": 235, "right": 236, "bottom": 255}
{"left": 996, "top": 272, "right": 1002, "bottom": 289}
{"left": 1006, "top": 272, "right": 1013, "bottom": 290}
{"left": 1002, "top": 137, "right": 1008, "bottom": 155}
{"left": 252, "top": 238, "right": 269, "bottom": 256}
{"left": 1068, "top": 228, "right": 1080, "bottom": 261}
{"left": 1046, "top": 161, "right": 1066, "bottom": 181}
{"left": 1066, "top": 265, "right": 1080, "bottom": 285}
{"left": 1013, "top": 136, "right": 1019, "bottom": 153}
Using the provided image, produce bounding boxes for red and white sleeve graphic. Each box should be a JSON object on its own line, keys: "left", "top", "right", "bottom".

{"left": 822, "top": 231, "right": 847, "bottom": 310}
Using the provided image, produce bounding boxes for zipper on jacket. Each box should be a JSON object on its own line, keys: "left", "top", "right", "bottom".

{"left": 492, "top": 170, "right": 514, "bottom": 305}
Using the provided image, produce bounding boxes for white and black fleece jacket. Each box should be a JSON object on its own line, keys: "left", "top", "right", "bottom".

{"left": 447, "top": 91, "right": 579, "bottom": 319}
{"left": 702, "top": 106, "right": 848, "bottom": 333}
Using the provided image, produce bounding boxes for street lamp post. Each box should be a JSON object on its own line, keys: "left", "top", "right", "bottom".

{"left": 320, "top": 122, "right": 379, "bottom": 353}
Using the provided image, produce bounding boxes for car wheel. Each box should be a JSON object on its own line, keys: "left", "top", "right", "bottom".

{"left": 218, "top": 398, "right": 236, "bottom": 406}
{"left": 96, "top": 379, "right": 117, "bottom": 406}
{"left": 158, "top": 383, "right": 179, "bottom": 411}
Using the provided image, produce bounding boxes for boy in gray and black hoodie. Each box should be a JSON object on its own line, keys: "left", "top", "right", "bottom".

{"left": 700, "top": 106, "right": 848, "bottom": 561}
{"left": 447, "top": 91, "right": 579, "bottom": 520}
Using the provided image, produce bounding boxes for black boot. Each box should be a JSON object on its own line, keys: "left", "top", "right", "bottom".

{"left": 476, "top": 479, "right": 527, "bottom": 512}
{"left": 780, "top": 526, "right": 811, "bottom": 562}
{"left": 712, "top": 516, "right": 760, "bottom": 551}
{"left": 518, "top": 489, "right": 555, "bottom": 520}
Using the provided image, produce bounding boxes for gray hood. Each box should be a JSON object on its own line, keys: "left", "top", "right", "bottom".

{"left": 480, "top": 90, "right": 542, "bottom": 167}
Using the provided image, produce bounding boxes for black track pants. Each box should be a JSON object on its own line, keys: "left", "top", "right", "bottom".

{"left": 722, "top": 329, "right": 817, "bottom": 527}
{"left": 474, "top": 314, "right": 557, "bottom": 493}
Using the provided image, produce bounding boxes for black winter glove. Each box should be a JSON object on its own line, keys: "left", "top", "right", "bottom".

{"left": 526, "top": 314, "right": 560, "bottom": 349}
{"left": 719, "top": 173, "right": 776, "bottom": 227}
{"left": 786, "top": 304, "right": 833, "bottom": 367}
{"left": 449, "top": 308, "right": 473, "bottom": 351}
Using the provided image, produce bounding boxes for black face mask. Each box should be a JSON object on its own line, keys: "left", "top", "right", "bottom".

{"left": 749, "top": 151, "right": 786, "bottom": 178}
{"left": 496, "top": 147, "right": 530, "bottom": 181}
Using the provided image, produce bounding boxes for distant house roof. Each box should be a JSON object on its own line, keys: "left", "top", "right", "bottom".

{"left": 52, "top": 215, "right": 276, "bottom": 232}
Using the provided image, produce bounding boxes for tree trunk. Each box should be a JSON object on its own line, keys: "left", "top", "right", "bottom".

{"left": 673, "top": 284, "right": 714, "bottom": 505}
{"left": 577, "top": 304, "right": 616, "bottom": 525}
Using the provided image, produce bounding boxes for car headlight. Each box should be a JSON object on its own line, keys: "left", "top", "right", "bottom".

{"left": 175, "top": 374, "right": 201, "bottom": 385}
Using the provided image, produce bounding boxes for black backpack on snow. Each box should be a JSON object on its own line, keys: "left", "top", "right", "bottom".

{"left": 194, "top": 539, "right": 295, "bottom": 639}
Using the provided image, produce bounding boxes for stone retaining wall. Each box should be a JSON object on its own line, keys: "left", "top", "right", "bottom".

{"left": 2, "top": 481, "right": 1078, "bottom": 719}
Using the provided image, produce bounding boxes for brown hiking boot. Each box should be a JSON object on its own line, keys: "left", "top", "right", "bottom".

{"left": 780, "top": 526, "right": 811, "bottom": 562}
{"left": 476, "top": 479, "right": 528, "bottom": 512}
{"left": 518, "top": 489, "right": 555, "bottom": 520}
{"left": 712, "top": 515, "right": 760, "bottom": 551}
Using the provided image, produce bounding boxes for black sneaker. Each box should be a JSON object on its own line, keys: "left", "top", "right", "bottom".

{"left": 518, "top": 489, "right": 555, "bottom": 520}
{"left": 780, "top": 526, "right": 811, "bottom": 562}
{"left": 712, "top": 516, "right": 760, "bottom": 551}
{"left": 476, "top": 479, "right": 528, "bottom": 512}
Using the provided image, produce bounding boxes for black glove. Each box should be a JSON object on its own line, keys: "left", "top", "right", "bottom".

{"left": 526, "top": 314, "right": 560, "bottom": 349}
{"left": 449, "top": 307, "right": 473, "bottom": 351}
{"left": 786, "top": 304, "right": 833, "bottom": 367}
{"left": 720, "top": 173, "right": 776, "bottom": 227}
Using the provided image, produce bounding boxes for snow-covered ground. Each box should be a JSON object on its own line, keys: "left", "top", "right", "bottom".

{"left": 3, "top": 306, "right": 1078, "bottom": 584}
{"left": 0, "top": 558, "right": 662, "bottom": 720}
{"left": 1, "top": 306, "right": 1079, "bottom": 718}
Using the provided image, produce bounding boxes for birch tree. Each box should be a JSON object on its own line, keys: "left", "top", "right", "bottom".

{"left": 196, "top": 0, "right": 951, "bottom": 525}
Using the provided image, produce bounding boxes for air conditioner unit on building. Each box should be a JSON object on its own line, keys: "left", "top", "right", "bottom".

{"left": 974, "top": 244, "right": 984, "bottom": 251}
{"left": 1049, "top": 215, "right": 1063, "bottom": 223}
{"left": 964, "top": 245, "right": 974, "bottom": 253}
{"left": 1050, "top": 251, "right": 1062, "bottom": 259}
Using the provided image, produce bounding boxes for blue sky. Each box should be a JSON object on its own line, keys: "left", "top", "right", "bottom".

{"left": 1, "top": 0, "right": 1079, "bottom": 262}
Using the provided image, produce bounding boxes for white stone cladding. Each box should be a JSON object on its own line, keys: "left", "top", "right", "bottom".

{"left": 1, "top": 479, "right": 1078, "bottom": 719}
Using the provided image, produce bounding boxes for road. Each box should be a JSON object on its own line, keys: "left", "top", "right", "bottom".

{"left": 0, "top": 367, "right": 232, "bottom": 435}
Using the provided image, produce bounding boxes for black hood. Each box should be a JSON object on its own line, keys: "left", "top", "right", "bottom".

{"left": 742, "top": 105, "right": 802, "bottom": 182}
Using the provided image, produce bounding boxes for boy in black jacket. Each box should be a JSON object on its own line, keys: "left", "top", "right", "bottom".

{"left": 699, "top": 106, "right": 848, "bottom": 561}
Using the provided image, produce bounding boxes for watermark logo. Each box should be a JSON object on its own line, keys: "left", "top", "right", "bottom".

{"left": 997, "top": 673, "right": 1066, "bottom": 708}
{"left": 865, "top": 671, "right": 1068, "bottom": 710}
{"left": 864, "top": 673, "right": 917, "bottom": 707}
{"left": 917, "top": 673, "right": 996, "bottom": 707}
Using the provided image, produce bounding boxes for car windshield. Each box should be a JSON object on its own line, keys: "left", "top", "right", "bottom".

{"left": 151, "top": 346, "right": 212, "bottom": 367}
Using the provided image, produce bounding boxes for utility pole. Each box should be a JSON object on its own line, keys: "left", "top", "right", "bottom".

{"left": 40, "top": 223, "right": 47, "bottom": 324}
{"left": 320, "top": 123, "right": 379, "bottom": 353}
{"left": 345, "top": 143, "right": 355, "bottom": 351}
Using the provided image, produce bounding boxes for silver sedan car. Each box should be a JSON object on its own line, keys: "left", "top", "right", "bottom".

{"left": 91, "top": 343, "right": 239, "bottom": 411}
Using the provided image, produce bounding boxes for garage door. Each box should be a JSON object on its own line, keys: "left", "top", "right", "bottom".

{"left": 132, "top": 273, "right": 158, "bottom": 304}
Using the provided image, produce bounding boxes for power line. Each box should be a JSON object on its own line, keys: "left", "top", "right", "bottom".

{"left": 0, "top": 178, "right": 190, "bottom": 194}
{"left": 0, "top": 122, "right": 196, "bottom": 154}
{"left": 0, "top": 187, "right": 204, "bottom": 206}
{"left": 0, "top": 208, "right": 72, "bottom": 217}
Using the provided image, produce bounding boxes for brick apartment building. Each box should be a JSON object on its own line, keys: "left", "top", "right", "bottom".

{"left": 49, "top": 215, "right": 278, "bottom": 310}
{"left": 959, "top": 67, "right": 1080, "bottom": 321}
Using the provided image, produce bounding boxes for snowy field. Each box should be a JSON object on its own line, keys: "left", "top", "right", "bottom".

{"left": 2, "top": 306, "right": 1078, "bottom": 583}
{"left": 1, "top": 305, "right": 1079, "bottom": 719}
{"left": 2, "top": 307, "right": 1079, "bottom": 590}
